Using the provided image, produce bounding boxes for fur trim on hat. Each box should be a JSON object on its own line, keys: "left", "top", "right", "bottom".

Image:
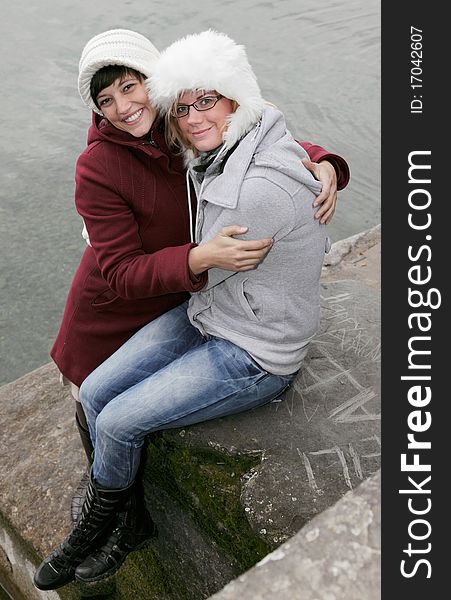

{"left": 148, "top": 30, "right": 265, "bottom": 151}
{"left": 78, "top": 29, "right": 160, "bottom": 115}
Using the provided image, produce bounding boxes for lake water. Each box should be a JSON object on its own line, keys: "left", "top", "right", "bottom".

{"left": 0, "top": 0, "right": 380, "bottom": 386}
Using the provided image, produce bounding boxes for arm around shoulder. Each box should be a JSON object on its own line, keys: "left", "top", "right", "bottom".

{"left": 75, "top": 149, "right": 207, "bottom": 298}
{"left": 298, "top": 141, "right": 350, "bottom": 190}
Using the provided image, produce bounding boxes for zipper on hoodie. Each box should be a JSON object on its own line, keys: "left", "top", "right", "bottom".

{"left": 190, "top": 150, "right": 226, "bottom": 242}
{"left": 194, "top": 181, "right": 209, "bottom": 243}
{"left": 251, "top": 120, "right": 261, "bottom": 140}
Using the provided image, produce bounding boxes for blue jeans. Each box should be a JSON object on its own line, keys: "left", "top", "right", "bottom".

{"left": 79, "top": 302, "right": 295, "bottom": 488}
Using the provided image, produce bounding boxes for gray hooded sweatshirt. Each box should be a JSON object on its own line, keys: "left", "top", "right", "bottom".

{"left": 187, "top": 105, "right": 329, "bottom": 375}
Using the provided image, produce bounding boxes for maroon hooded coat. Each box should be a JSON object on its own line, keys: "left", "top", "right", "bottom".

{"left": 51, "top": 114, "right": 349, "bottom": 386}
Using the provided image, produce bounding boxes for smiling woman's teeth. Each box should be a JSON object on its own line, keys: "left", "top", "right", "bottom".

{"left": 125, "top": 109, "right": 143, "bottom": 123}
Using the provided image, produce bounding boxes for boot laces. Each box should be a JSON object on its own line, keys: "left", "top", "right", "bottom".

{"left": 96, "top": 527, "right": 124, "bottom": 560}
{"left": 48, "top": 541, "right": 78, "bottom": 569}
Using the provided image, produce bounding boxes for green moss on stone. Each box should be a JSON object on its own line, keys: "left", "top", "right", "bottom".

{"left": 115, "top": 547, "right": 178, "bottom": 600}
{"left": 56, "top": 548, "right": 181, "bottom": 600}
{"left": 145, "top": 437, "right": 270, "bottom": 571}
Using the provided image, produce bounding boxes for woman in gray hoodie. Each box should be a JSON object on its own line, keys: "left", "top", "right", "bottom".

{"left": 150, "top": 29, "right": 329, "bottom": 378}
{"left": 34, "top": 29, "right": 338, "bottom": 588}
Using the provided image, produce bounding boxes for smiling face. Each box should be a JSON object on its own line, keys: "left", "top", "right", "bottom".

{"left": 176, "top": 90, "right": 235, "bottom": 152}
{"left": 96, "top": 74, "right": 157, "bottom": 137}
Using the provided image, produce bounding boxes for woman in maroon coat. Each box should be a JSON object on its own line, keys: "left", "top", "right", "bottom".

{"left": 51, "top": 28, "right": 350, "bottom": 460}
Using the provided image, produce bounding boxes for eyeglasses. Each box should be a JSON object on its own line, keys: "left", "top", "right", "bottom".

{"left": 172, "top": 94, "right": 224, "bottom": 118}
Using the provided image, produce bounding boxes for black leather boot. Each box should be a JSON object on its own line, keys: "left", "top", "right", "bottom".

{"left": 75, "top": 411, "right": 94, "bottom": 464}
{"left": 75, "top": 485, "right": 157, "bottom": 582}
{"left": 71, "top": 471, "right": 91, "bottom": 525}
{"left": 33, "top": 475, "right": 133, "bottom": 591}
{"left": 71, "top": 435, "right": 157, "bottom": 527}
{"left": 71, "top": 409, "right": 94, "bottom": 524}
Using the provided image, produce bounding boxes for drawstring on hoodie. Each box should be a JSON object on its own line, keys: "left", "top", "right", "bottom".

{"left": 186, "top": 168, "right": 209, "bottom": 243}
{"left": 186, "top": 169, "right": 194, "bottom": 243}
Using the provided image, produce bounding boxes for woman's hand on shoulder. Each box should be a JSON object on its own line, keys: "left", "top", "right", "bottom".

{"left": 302, "top": 158, "right": 338, "bottom": 224}
{"left": 188, "top": 226, "right": 273, "bottom": 275}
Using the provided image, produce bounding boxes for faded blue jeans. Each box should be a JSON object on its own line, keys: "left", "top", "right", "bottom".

{"left": 79, "top": 302, "right": 295, "bottom": 488}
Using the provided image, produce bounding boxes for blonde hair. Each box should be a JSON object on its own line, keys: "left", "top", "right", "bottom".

{"left": 164, "top": 94, "right": 239, "bottom": 157}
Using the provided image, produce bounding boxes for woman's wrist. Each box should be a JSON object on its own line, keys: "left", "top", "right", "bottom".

{"left": 188, "top": 245, "right": 210, "bottom": 276}
{"left": 318, "top": 155, "right": 350, "bottom": 190}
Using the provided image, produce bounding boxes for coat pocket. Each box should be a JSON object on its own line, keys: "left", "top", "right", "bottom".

{"left": 237, "top": 278, "right": 261, "bottom": 322}
{"left": 91, "top": 288, "right": 126, "bottom": 312}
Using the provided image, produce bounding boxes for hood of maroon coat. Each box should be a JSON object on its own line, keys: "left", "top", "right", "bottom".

{"left": 86, "top": 112, "right": 178, "bottom": 164}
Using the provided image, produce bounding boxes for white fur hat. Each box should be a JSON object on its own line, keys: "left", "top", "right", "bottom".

{"left": 78, "top": 29, "right": 160, "bottom": 114}
{"left": 148, "top": 30, "right": 265, "bottom": 150}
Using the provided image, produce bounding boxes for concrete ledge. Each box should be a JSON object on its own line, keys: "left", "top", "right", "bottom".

{"left": 0, "top": 364, "right": 84, "bottom": 600}
{"left": 209, "top": 469, "right": 380, "bottom": 600}
{"left": 0, "top": 512, "right": 60, "bottom": 600}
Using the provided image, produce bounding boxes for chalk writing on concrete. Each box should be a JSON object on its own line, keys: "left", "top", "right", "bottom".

{"left": 300, "top": 344, "right": 366, "bottom": 394}
{"left": 328, "top": 388, "right": 380, "bottom": 423}
{"left": 298, "top": 435, "right": 381, "bottom": 493}
{"left": 317, "top": 291, "right": 381, "bottom": 363}
{"left": 298, "top": 448, "right": 323, "bottom": 495}
{"left": 286, "top": 340, "right": 380, "bottom": 425}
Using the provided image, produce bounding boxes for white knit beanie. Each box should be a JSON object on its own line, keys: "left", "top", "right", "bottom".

{"left": 78, "top": 29, "right": 160, "bottom": 114}
{"left": 148, "top": 30, "right": 265, "bottom": 151}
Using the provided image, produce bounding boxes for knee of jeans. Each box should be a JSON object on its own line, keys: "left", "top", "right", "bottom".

{"left": 95, "top": 409, "right": 133, "bottom": 445}
{"left": 79, "top": 377, "right": 95, "bottom": 415}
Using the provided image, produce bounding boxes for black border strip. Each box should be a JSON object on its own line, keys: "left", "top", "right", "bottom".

{"left": 382, "top": 3, "right": 445, "bottom": 597}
